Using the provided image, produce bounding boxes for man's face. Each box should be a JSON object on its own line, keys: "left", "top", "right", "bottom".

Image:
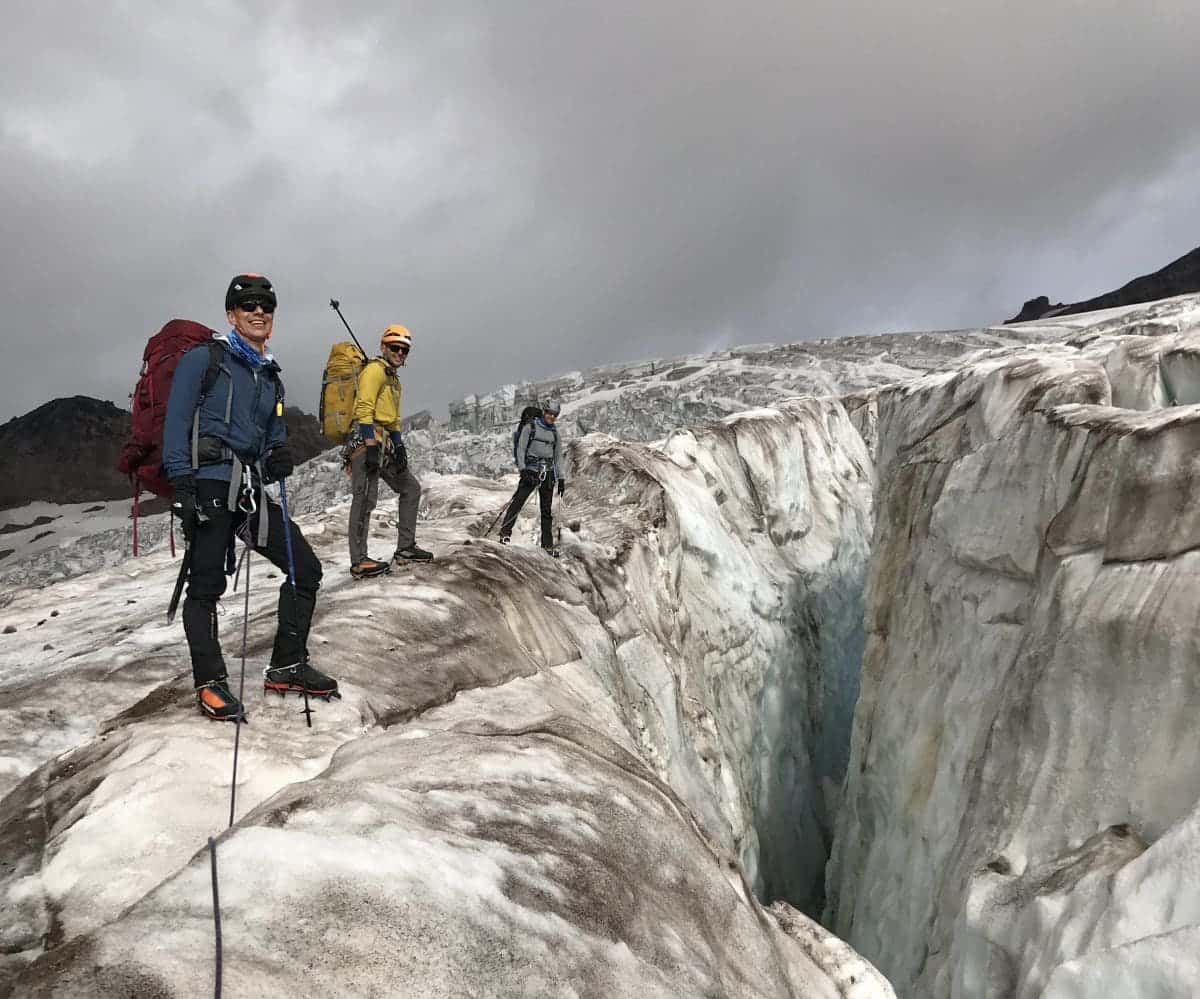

{"left": 382, "top": 341, "right": 410, "bottom": 367}
{"left": 542, "top": 410, "right": 557, "bottom": 424}
{"left": 227, "top": 299, "right": 274, "bottom": 348}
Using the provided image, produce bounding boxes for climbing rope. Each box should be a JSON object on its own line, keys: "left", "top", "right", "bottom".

{"left": 207, "top": 518, "right": 259, "bottom": 998}
{"left": 208, "top": 480, "right": 317, "bottom": 995}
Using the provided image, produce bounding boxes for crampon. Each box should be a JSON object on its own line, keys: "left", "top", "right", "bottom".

{"left": 262, "top": 662, "right": 341, "bottom": 700}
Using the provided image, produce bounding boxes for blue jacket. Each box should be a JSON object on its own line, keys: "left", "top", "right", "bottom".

{"left": 162, "top": 332, "right": 287, "bottom": 483}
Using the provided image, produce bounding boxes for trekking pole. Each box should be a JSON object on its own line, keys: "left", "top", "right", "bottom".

{"left": 208, "top": 836, "right": 223, "bottom": 998}
{"left": 228, "top": 538, "right": 253, "bottom": 824}
{"left": 329, "top": 299, "right": 369, "bottom": 361}
{"left": 277, "top": 477, "right": 314, "bottom": 728}
{"left": 481, "top": 500, "right": 511, "bottom": 539}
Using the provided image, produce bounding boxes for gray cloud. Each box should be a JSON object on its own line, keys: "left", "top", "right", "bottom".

{"left": 3, "top": 1, "right": 1199, "bottom": 423}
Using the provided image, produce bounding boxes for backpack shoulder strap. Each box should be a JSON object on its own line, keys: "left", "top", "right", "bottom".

{"left": 359, "top": 356, "right": 385, "bottom": 385}
{"left": 192, "top": 340, "right": 229, "bottom": 468}
{"left": 515, "top": 419, "right": 529, "bottom": 464}
{"left": 270, "top": 363, "right": 285, "bottom": 406}
{"left": 201, "top": 340, "right": 223, "bottom": 396}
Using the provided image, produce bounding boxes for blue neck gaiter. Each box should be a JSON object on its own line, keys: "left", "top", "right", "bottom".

{"left": 227, "top": 330, "right": 268, "bottom": 369}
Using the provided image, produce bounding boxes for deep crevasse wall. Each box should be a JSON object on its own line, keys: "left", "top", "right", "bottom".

{"left": 827, "top": 303, "right": 1200, "bottom": 998}
{"left": 752, "top": 527, "right": 869, "bottom": 912}
{"left": 567, "top": 397, "right": 873, "bottom": 910}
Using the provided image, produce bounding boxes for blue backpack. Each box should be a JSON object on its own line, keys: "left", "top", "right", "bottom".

{"left": 512, "top": 406, "right": 544, "bottom": 465}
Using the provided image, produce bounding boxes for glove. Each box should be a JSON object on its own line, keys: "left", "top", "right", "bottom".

{"left": 364, "top": 445, "right": 381, "bottom": 475}
{"left": 264, "top": 445, "right": 294, "bottom": 483}
{"left": 170, "top": 476, "right": 200, "bottom": 543}
{"left": 392, "top": 441, "right": 409, "bottom": 474}
{"left": 556, "top": 478, "right": 566, "bottom": 498}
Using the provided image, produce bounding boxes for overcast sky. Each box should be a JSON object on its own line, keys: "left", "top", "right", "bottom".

{"left": 3, "top": 1, "right": 1199, "bottom": 423}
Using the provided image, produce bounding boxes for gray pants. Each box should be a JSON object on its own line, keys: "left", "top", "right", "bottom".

{"left": 348, "top": 450, "right": 422, "bottom": 564}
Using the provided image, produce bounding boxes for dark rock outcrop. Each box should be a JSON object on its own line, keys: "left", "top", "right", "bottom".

{"left": 1007, "top": 246, "right": 1200, "bottom": 323}
{"left": 1007, "top": 295, "right": 1067, "bottom": 324}
{"left": 400, "top": 409, "right": 435, "bottom": 432}
{"left": 280, "top": 406, "right": 333, "bottom": 464}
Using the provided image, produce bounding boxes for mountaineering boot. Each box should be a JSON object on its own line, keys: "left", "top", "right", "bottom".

{"left": 542, "top": 545, "right": 561, "bottom": 559}
{"left": 393, "top": 545, "right": 434, "bottom": 563}
{"left": 263, "top": 662, "right": 341, "bottom": 699}
{"left": 498, "top": 535, "right": 511, "bottom": 545}
{"left": 351, "top": 558, "right": 390, "bottom": 580}
{"left": 196, "top": 678, "right": 247, "bottom": 723}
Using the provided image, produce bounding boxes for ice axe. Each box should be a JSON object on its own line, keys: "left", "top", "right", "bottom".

{"left": 329, "top": 299, "right": 369, "bottom": 361}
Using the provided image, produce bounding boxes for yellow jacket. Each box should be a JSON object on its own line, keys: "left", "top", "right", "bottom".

{"left": 353, "top": 359, "right": 402, "bottom": 436}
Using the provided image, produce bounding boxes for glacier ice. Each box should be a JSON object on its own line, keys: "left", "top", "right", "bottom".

{"left": 5, "top": 294, "right": 1200, "bottom": 996}
{"left": 0, "top": 405, "right": 890, "bottom": 996}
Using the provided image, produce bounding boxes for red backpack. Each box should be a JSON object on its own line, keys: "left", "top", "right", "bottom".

{"left": 118, "top": 320, "right": 221, "bottom": 552}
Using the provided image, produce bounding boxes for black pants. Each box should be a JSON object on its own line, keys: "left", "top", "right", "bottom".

{"left": 182, "top": 480, "right": 323, "bottom": 687}
{"left": 499, "top": 472, "right": 554, "bottom": 548}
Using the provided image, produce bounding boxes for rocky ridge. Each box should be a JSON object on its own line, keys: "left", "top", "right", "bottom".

{"left": 1006, "top": 244, "right": 1200, "bottom": 323}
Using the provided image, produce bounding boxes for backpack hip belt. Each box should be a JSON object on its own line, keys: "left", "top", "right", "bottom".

{"left": 195, "top": 435, "right": 239, "bottom": 467}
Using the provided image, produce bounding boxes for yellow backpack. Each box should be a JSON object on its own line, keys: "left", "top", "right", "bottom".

{"left": 319, "top": 342, "right": 368, "bottom": 443}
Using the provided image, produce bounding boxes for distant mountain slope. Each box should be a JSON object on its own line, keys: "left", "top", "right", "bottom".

{"left": 1007, "top": 245, "right": 1200, "bottom": 323}
{"left": 0, "top": 397, "right": 329, "bottom": 510}
{"left": 0, "top": 397, "right": 131, "bottom": 510}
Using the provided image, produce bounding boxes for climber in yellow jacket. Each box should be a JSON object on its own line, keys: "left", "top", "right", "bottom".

{"left": 345, "top": 325, "right": 432, "bottom": 578}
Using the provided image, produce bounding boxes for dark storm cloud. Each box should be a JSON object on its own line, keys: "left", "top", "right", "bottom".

{"left": 3, "top": 1, "right": 1199, "bottom": 422}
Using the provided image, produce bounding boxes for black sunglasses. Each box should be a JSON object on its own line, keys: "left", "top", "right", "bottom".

{"left": 384, "top": 342, "right": 410, "bottom": 353}
{"left": 236, "top": 300, "right": 276, "bottom": 314}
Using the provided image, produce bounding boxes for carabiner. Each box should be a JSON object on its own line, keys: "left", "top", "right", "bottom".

{"left": 237, "top": 466, "right": 257, "bottom": 514}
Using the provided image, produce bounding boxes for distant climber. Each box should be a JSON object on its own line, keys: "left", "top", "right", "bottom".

{"left": 163, "top": 274, "right": 338, "bottom": 721}
{"left": 344, "top": 324, "right": 433, "bottom": 578}
{"left": 499, "top": 400, "right": 567, "bottom": 556}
